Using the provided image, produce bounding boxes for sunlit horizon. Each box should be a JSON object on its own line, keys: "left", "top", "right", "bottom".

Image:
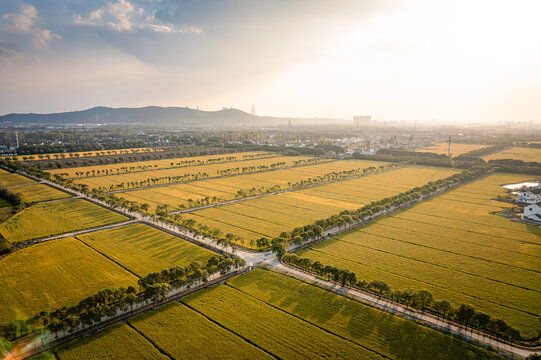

{"left": 1, "top": 0, "right": 540, "bottom": 124}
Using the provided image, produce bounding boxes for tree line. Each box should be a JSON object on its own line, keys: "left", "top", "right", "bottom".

{"left": 1, "top": 255, "right": 245, "bottom": 341}
{"left": 266, "top": 165, "right": 491, "bottom": 256}
{"left": 282, "top": 253, "right": 521, "bottom": 342}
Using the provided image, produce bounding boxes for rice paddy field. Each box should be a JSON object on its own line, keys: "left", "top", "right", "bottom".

{"left": 54, "top": 270, "right": 503, "bottom": 360}
{"left": 76, "top": 223, "right": 215, "bottom": 277}
{"left": 0, "top": 172, "right": 35, "bottom": 186}
{"left": 129, "top": 302, "right": 273, "bottom": 360}
{"left": 0, "top": 198, "right": 128, "bottom": 242}
{"left": 180, "top": 166, "right": 459, "bottom": 247}
{"left": 483, "top": 147, "right": 541, "bottom": 162}
{"left": 70, "top": 155, "right": 316, "bottom": 191}
{"left": 47, "top": 151, "right": 275, "bottom": 178}
{"left": 7, "top": 183, "right": 71, "bottom": 203}
{"left": 416, "top": 143, "right": 487, "bottom": 156}
{"left": 14, "top": 147, "right": 161, "bottom": 161}
{"left": 56, "top": 323, "right": 168, "bottom": 360}
{"left": 119, "top": 159, "right": 386, "bottom": 212}
{"left": 0, "top": 238, "right": 138, "bottom": 325}
{"left": 298, "top": 173, "right": 541, "bottom": 339}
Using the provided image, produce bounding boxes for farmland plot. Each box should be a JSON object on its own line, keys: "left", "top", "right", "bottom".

{"left": 183, "top": 166, "right": 458, "bottom": 247}
{"left": 56, "top": 323, "right": 167, "bottom": 360}
{"left": 119, "top": 159, "right": 386, "bottom": 211}
{"left": 48, "top": 151, "right": 273, "bottom": 178}
{"left": 228, "top": 269, "right": 503, "bottom": 360}
{"left": 182, "top": 283, "right": 384, "bottom": 359}
{"left": 483, "top": 147, "right": 541, "bottom": 162}
{"left": 0, "top": 172, "right": 35, "bottom": 186}
{"left": 71, "top": 155, "right": 314, "bottom": 190}
{"left": 77, "top": 223, "right": 215, "bottom": 277}
{"left": 0, "top": 198, "right": 128, "bottom": 242}
{"left": 7, "top": 183, "right": 71, "bottom": 203}
{"left": 299, "top": 173, "right": 541, "bottom": 338}
{"left": 130, "top": 302, "right": 273, "bottom": 360}
{"left": 0, "top": 238, "right": 137, "bottom": 324}
{"left": 416, "top": 143, "right": 487, "bottom": 156}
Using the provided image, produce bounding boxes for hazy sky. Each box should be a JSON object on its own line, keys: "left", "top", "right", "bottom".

{"left": 1, "top": 0, "right": 540, "bottom": 123}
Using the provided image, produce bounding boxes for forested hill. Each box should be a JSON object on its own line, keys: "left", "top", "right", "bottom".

{"left": 0, "top": 106, "right": 344, "bottom": 127}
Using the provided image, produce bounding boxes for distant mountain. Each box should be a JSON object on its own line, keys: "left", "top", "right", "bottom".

{"left": 0, "top": 106, "right": 346, "bottom": 127}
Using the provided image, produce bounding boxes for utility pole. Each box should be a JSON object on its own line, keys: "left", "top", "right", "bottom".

{"left": 447, "top": 136, "right": 452, "bottom": 157}
{"left": 15, "top": 131, "right": 19, "bottom": 149}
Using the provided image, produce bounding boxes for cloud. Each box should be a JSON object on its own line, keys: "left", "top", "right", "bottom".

{"left": 1, "top": 4, "right": 61, "bottom": 49}
{"left": 74, "top": 0, "right": 199, "bottom": 33}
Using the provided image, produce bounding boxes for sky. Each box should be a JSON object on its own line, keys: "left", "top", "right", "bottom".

{"left": 0, "top": 0, "right": 540, "bottom": 124}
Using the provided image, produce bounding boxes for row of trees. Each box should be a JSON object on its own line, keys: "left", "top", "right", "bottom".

{"left": 28, "top": 255, "right": 245, "bottom": 339}
{"left": 267, "top": 165, "right": 492, "bottom": 255}
{"left": 16, "top": 141, "right": 151, "bottom": 155}
{"left": 0, "top": 186, "right": 24, "bottom": 209}
{"left": 282, "top": 253, "right": 521, "bottom": 341}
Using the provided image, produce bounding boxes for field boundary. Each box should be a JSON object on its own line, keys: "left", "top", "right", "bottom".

{"left": 273, "top": 262, "right": 541, "bottom": 358}
{"left": 105, "top": 158, "right": 337, "bottom": 194}
{"left": 171, "top": 164, "right": 409, "bottom": 214}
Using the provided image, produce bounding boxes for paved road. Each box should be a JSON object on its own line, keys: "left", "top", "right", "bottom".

{"left": 271, "top": 261, "right": 539, "bottom": 359}
{"left": 12, "top": 169, "right": 540, "bottom": 359}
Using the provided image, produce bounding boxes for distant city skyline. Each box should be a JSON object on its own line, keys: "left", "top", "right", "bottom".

{"left": 1, "top": 0, "right": 540, "bottom": 124}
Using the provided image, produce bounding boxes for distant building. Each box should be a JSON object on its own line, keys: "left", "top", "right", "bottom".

{"left": 517, "top": 182, "right": 541, "bottom": 204}
{"left": 524, "top": 203, "right": 541, "bottom": 222}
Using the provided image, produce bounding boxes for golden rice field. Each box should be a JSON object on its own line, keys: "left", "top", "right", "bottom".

{"left": 129, "top": 302, "right": 273, "bottom": 360}
{"left": 0, "top": 238, "right": 138, "bottom": 325}
{"left": 0, "top": 198, "right": 128, "bottom": 243}
{"left": 47, "top": 151, "right": 274, "bottom": 178}
{"left": 298, "top": 173, "right": 541, "bottom": 339}
{"left": 14, "top": 147, "right": 161, "bottom": 161}
{"left": 0, "top": 172, "right": 35, "bottom": 186}
{"left": 71, "top": 155, "right": 314, "bottom": 191}
{"left": 120, "top": 159, "right": 386, "bottom": 212}
{"left": 181, "top": 166, "right": 459, "bottom": 248}
{"left": 483, "top": 147, "right": 541, "bottom": 162}
{"left": 56, "top": 269, "right": 503, "bottom": 360}
{"left": 416, "top": 143, "right": 487, "bottom": 156}
{"left": 76, "top": 223, "right": 215, "bottom": 277}
{"left": 227, "top": 269, "right": 503, "bottom": 360}
{"left": 7, "top": 183, "right": 71, "bottom": 203}
{"left": 56, "top": 323, "right": 168, "bottom": 360}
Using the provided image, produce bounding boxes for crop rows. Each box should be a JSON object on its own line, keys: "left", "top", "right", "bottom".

{"left": 0, "top": 198, "right": 128, "bottom": 243}
{"left": 298, "top": 173, "right": 541, "bottom": 338}
{"left": 117, "top": 159, "right": 385, "bottom": 212}
{"left": 7, "top": 183, "right": 71, "bottom": 203}
{"left": 180, "top": 166, "right": 458, "bottom": 247}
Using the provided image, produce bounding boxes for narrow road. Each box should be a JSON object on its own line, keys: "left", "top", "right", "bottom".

{"left": 9, "top": 168, "right": 540, "bottom": 359}
{"left": 271, "top": 261, "right": 539, "bottom": 359}
{"left": 16, "top": 220, "right": 139, "bottom": 249}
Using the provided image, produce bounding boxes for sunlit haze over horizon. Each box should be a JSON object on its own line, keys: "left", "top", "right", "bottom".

{"left": 1, "top": 0, "right": 540, "bottom": 124}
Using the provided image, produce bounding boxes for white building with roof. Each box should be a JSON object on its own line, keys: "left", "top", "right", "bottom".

{"left": 524, "top": 203, "right": 541, "bottom": 222}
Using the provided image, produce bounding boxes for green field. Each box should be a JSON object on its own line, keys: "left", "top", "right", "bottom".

{"left": 56, "top": 323, "right": 168, "bottom": 360}
{"left": 483, "top": 147, "right": 541, "bottom": 162}
{"left": 130, "top": 302, "right": 273, "bottom": 359}
{"left": 0, "top": 238, "right": 137, "bottom": 324}
{"left": 77, "top": 223, "right": 216, "bottom": 277}
{"left": 0, "top": 172, "right": 35, "bottom": 186}
{"left": 416, "top": 143, "right": 487, "bottom": 156}
{"left": 181, "top": 166, "right": 458, "bottom": 247}
{"left": 227, "top": 269, "right": 503, "bottom": 360}
{"left": 0, "top": 198, "right": 128, "bottom": 242}
{"left": 298, "top": 173, "right": 541, "bottom": 338}
{"left": 7, "top": 183, "right": 71, "bottom": 203}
